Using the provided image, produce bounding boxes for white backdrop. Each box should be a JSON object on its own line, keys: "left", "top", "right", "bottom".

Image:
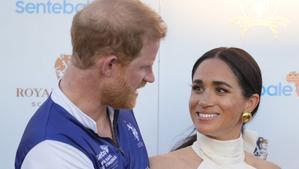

{"left": 1, "top": 0, "right": 298, "bottom": 169}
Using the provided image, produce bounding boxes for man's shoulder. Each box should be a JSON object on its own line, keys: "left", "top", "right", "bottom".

{"left": 20, "top": 140, "right": 93, "bottom": 169}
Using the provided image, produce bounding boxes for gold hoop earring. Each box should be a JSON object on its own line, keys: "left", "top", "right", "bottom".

{"left": 242, "top": 112, "right": 252, "bottom": 123}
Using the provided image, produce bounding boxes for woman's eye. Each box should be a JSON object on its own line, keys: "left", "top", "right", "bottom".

{"left": 216, "top": 87, "right": 228, "bottom": 94}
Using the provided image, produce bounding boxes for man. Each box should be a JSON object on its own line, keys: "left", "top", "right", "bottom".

{"left": 15, "top": 0, "right": 166, "bottom": 168}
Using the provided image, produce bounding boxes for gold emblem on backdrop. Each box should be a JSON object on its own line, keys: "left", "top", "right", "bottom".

{"left": 232, "top": 0, "right": 289, "bottom": 38}
{"left": 286, "top": 72, "right": 299, "bottom": 96}
{"left": 54, "top": 54, "right": 71, "bottom": 80}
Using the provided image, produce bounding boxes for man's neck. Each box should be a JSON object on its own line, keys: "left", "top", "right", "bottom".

{"left": 96, "top": 110, "right": 114, "bottom": 139}
{"left": 60, "top": 64, "right": 113, "bottom": 139}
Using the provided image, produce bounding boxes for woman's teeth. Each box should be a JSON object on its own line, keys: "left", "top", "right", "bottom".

{"left": 197, "top": 112, "right": 219, "bottom": 120}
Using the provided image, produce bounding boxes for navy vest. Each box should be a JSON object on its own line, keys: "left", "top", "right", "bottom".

{"left": 15, "top": 97, "right": 149, "bottom": 169}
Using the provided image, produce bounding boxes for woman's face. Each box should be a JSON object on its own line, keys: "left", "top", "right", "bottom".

{"left": 189, "top": 58, "right": 254, "bottom": 140}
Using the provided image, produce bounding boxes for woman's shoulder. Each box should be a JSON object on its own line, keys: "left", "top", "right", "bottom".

{"left": 254, "top": 158, "right": 281, "bottom": 169}
{"left": 245, "top": 152, "right": 281, "bottom": 169}
{"left": 150, "top": 153, "right": 177, "bottom": 169}
{"left": 150, "top": 146, "right": 202, "bottom": 169}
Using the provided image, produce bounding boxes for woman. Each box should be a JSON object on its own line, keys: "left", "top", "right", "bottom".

{"left": 150, "top": 47, "right": 280, "bottom": 169}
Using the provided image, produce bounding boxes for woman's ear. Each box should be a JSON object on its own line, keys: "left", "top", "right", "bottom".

{"left": 245, "top": 93, "right": 260, "bottom": 113}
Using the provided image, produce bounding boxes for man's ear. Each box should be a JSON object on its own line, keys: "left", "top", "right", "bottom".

{"left": 95, "top": 55, "right": 118, "bottom": 77}
{"left": 244, "top": 93, "right": 260, "bottom": 113}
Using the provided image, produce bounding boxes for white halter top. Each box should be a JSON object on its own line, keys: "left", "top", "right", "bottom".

{"left": 192, "top": 132, "right": 256, "bottom": 169}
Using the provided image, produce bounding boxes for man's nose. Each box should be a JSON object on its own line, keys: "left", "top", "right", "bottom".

{"left": 144, "top": 71, "right": 155, "bottom": 83}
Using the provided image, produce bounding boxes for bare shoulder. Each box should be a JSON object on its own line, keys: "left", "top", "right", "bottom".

{"left": 254, "top": 158, "right": 281, "bottom": 169}
{"left": 245, "top": 152, "right": 281, "bottom": 169}
{"left": 150, "top": 153, "right": 176, "bottom": 169}
{"left": 150, "top": 146, "right": 202, "bottom": 169}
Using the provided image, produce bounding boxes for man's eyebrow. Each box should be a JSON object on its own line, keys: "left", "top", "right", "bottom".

{"left": 192, "top": 79, "right": 202, "bottom": 84}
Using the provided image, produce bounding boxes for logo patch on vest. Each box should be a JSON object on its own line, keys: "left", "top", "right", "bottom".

{"left": 96, "top": 145, "right": 118, "bottom": 169}
{"left": 126, "top": 122, "right": 144, "bottom": 148}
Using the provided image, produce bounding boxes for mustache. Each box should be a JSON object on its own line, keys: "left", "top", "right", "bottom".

{"left": 138, "top": 82, "right": 147, "bottom": 89}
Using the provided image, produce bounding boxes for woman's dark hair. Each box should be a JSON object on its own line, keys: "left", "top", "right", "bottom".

{"left": 172, "top": 47, "right": 262, "bottom": 151}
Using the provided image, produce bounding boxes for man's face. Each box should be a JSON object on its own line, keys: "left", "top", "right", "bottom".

{"left": 102, "top": 40, "right": 160, "bottom": 109}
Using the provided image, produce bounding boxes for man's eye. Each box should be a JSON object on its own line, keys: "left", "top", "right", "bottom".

{"left": 192, "top": 85, "right": 203, "bottom": 92}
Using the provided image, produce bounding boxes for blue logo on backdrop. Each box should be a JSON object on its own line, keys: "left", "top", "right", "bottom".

{"left": 15, "top": 0, "right": 90, "bottom": 14}
{"left": 262, "top": 82, "right": 293, "bottom": 96}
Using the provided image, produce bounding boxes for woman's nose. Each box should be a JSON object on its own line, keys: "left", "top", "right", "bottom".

{"left": 198, "top": 90, "right": 214, "bottom": 107}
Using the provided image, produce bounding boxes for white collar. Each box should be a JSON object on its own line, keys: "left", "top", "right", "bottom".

{"left": 192, "top": 132, "right": 245, "bottom": 166}
{"left": 243, "top": 129, "right": 259, "bottom": 153}
{"left": 51, "top": 81, "right": 114, "bottom": 134}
